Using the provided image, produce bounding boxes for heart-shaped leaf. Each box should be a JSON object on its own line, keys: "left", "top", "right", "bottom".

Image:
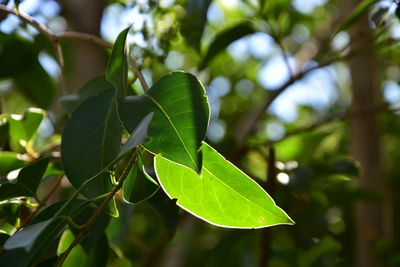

{"left": 106, "top": 26, "right": 130, "bottom": 99}
{"left": 123, "top": 152, "right": 159, "bottom": 204}
{"left": 61, "top": 89, "right": 122, "bottom": 199}
{"left": 0, "top": 157, "right": 49, "bottom": 202}
{"left": 155, "top": 142, "right": 294, "bottom": 228}
{"left": 119, "top": 71, "right": 210, "bottom": 172}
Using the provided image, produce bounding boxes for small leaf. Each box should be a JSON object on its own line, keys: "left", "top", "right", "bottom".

{"left": 119, "top": 113, "right": 153, "bottom": 157}
{"left": 106, "top": 26, "right": 130, "bottom": 99}
{"left": 0, "top": 157, "right": 49, "bottom": 201}
{"left": 200, "top": 22, "right": 255, "bottom": 69}
{"left": 119, "top": 71, "right": 210, "bottom": 172}
{"left": 61, "top": 89, "right": 122, "bottom": 199}
{"left": 0, "top": 151, "right": 25, "bottom": 176}
{"left": 155, "top": 142, "right": 294, "bottom": 228}
{"left": 123, "top": 152, "right": 159, "bottom": 204}
{"left": 59, "top": 75, "right": 113, "bottom": 115}
{"left": 180, "top": 0, "right": 212, "bottom": 50}
{"left": 6, "top": 108, "right": 45, "bottom": 152}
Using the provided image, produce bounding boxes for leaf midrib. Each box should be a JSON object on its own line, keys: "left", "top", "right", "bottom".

{"left": 202, "top": 167, "right": 286, "bottom": 221}
{"left": 145, "top": 94, "right": 198, "bottom": 169}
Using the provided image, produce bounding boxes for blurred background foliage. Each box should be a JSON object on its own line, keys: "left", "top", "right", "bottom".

{"left": 1, "top": 0, "right": 400, "bottom": 266}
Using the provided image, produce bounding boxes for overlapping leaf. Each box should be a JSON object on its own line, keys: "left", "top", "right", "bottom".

{"left": 61, "top": 89, "right": 122, "bottom": 199}
{"left": 123, "top": 152, "right": 159, "bottom": 204}
{"left": 106, "top": 26, "right": 130, "bottom": 99}
{"left": 119, "top": 71, "right": 210, "bottom": 172}
{"left": 155, "top": 142, "right": 294, "bottom": 228}
{"left": 59, "top": 75, "right": 113, "bottom": 115}
{"left": 0, "top": 157, "right": 48, "bottom": 202}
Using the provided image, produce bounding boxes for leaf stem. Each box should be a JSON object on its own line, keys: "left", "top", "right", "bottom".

{"left": 128, "top": 56, "right": 149, "bottom": 90}
{"left": 55, "top": 152, "right": 137, "bottom": 267}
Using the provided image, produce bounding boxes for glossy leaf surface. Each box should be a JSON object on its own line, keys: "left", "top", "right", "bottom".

{"left": 106, "top": 26, "right": 130, "bottom": 99}
{"left": 61, "top": 89, "right": 122, "bottom": 199}
{"left": 123, "top": 152, "right": 159, "bottom": 204}
{"left": 0, "top": 157, "right": 49, "bottom": 201}
{"left": 119, "top": 71, "right": 209, "bottom": 171}
{"left": 155, "top": 142, "right": 294, "bottom": 228}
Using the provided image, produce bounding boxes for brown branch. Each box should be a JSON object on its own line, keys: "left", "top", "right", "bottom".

{"left": 128, "top": 56, "right": 149, "bottom": 90}
{"left": 56, "top": 152, "right": 137, "bottom": 267}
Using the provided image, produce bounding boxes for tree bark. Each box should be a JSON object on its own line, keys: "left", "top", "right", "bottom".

{"left": 55, "top": 0, "right": 107, "bottom": 92}
{"left": 347, "top": 1, "right": 391, "bottom": 266}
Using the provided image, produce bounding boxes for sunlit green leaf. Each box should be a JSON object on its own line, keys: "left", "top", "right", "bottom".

{"left": 106, "top": 26, "right": 130, "bottom": 99}
{"left": 155, "top": 142, "right": 294, "bottom": 228}
{"left": 0, "top": 157, "right": 48, "bottom": 201}
{"left": 119, "top": 71, "right": 210, "bottom": 172}
{"left": 6, "top": 108, "right": 45, "bottom": 152}
{"left": 0, "top": 151, "right": 25, "bottom": 176}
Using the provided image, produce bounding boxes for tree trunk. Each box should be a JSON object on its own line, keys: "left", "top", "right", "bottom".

{"left": 347, "top": 1, "right": 391, "bottom": 266}
{"left": 56, "top": 0, "right": 107, "bottom": 92}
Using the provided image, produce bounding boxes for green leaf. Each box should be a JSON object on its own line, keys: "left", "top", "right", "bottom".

{"left": 106, "top": 26, "right": 130, "bottom": 99}
{"left": 337, "top": 0, "right": 379, "bottom": 32}
{"left": 123, "top": 152, "right": 159, "bottom": 204}
{"left": 59, "top": 75, "right": 113, "bottom": 115}
{"left": 200, "top": 22, "right": 255, "bottom": 69}
{"left": 155, "top": 142, "right": 294, "bottom": 228}
{"left": 61, "top": 88, "right": 122, "bottom": 199}
{"left": 0, "top": 157, "right": 49, "bottom": 202}
{"left": 57, "top": 230, "right": 109, "bottom": 267}
{"left": 0, "top": 151, "right": 25, "bottom": 176}
{"left": 0, "top": 118, "right": 8, "bottom": 148}
{"left": 1, "top": 199, "right": 92, "bottom": 266}
{"left": 119, "top": 113, "right": 153, "bottom": 157}
{"left": 119, "top": 71, "right": 210, "bottom": 172}
{"left": 180, "top": 0, "right": 212, "bottom": 50}
{"left": 6, "top": 108, "right": 45, "bottom": 152}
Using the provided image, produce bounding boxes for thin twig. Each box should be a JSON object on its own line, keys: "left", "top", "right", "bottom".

{"left": 128, "top": 56, "right": 149, "bottom": 90}
{"left": 55, "top": 152, "right": 137, "bottom": 267}
{"left": 17, "top": 174, "right": 64, "bottom": 230}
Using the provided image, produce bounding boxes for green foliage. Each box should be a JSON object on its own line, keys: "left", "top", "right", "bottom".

{"left": 119, "top": 71, "right": 210, "bottom": 171}
{"left": 106, "top": 26, "right": 130, "bottom": 99}
{"left": 2, "top": 0, "right": 399, "bottom": 265}
{"left": 155, "top": 142, "right": 293, "bottom": 228}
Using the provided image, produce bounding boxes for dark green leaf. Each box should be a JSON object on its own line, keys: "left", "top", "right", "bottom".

{"left": 123, "top": 152, "right": 159, "bottom": 204}
{"left": 59, "top": 75, "right": 113, "bottom": 115}
{"left": 0, "top": 33, "right": 56, "bottom": 108}
{"left": 119, "top": 71, "right": 210, "bottom": 172}
{"left": 106, "top": 26, "right": 130, "bottom": 99}
{"left": 155, "top": 142, "right": 294, "bottom": 228}
{"left": 180, "top": 0, "right": 212, "bottom": 50}
{"left": 0, "top": 157, "right": 49, "bottom": 201}
{"left": 61, "top": 89, "right": 122, "bottom": 199}
{"left": 1, "top": 199, "right": 92, "bottom": 265}
{"left": 200, "top": 22, "right": 255, "bottom": 69}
